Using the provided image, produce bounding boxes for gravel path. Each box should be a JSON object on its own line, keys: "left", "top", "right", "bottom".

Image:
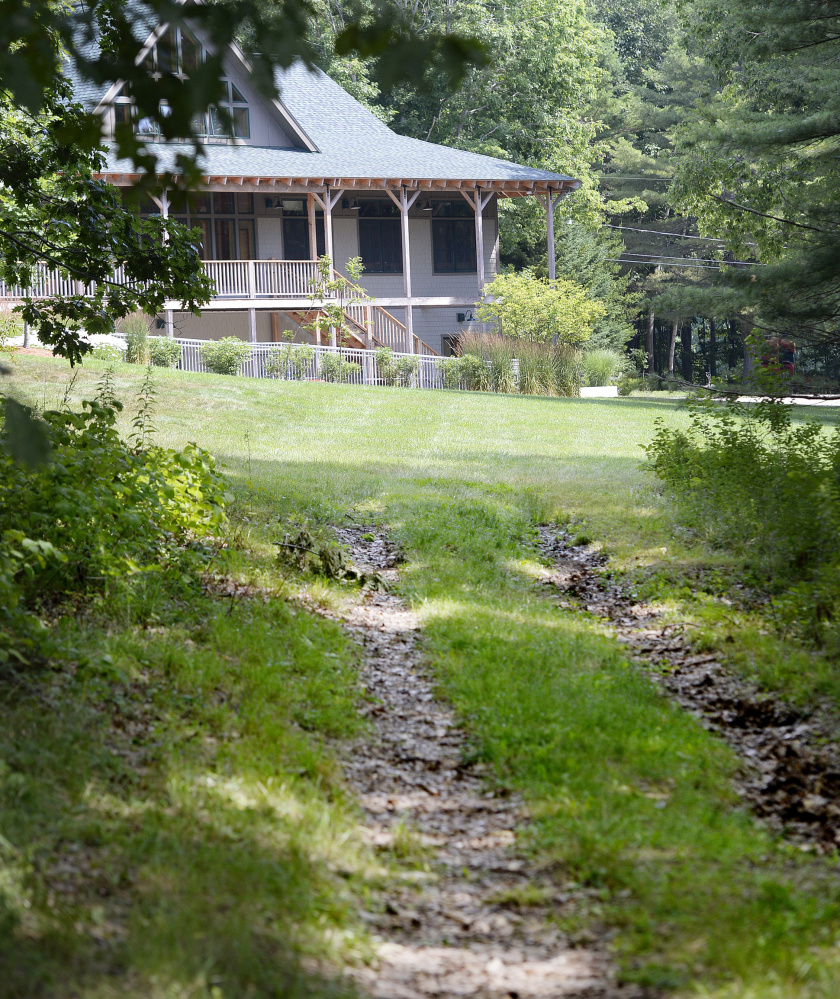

{"left": 335, "top": 526, "right": 642, "bottom": 999}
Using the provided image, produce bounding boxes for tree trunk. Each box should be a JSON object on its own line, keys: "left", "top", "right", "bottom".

{"left": 667, "top": 320, "right": 679, "bottom": 375}
{"left": 728, "top": 319, "right": 740, "bottom": 369}
{"left": 681, "top": 323, "right": 692, "bottom": 381}
{"left": 709, "top": 318, "right": 717, "bottom": 377}
{"left": 645, "top": 307, "right": 655, "bottom": 374}
{"left": 740, "top": 318, "right": 754, "bottom": 378}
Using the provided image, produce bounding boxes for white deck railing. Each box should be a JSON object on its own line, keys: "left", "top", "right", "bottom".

{"left": 2, "top": 260, "right": 347, "bottom": 303}
{"left": 0, "top": 260, "right": 439, "bottom": 356}
{"left": 143, "top": 338, "right": 453, "bottom": 389}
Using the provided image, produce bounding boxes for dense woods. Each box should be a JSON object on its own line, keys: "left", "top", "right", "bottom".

{"left": 304, "top": 0, "right": 840, "bottom": 386}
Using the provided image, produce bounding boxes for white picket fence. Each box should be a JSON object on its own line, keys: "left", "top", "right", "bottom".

{"left": 157, "top": 338, "right": 456, "bottom": 389}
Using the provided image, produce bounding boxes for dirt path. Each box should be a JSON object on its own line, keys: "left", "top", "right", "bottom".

{"left": 334, "top": 526, "right": 642, "bottom": 999}
{"left": 537, "top": 527, "right": 840, "bottom": 855}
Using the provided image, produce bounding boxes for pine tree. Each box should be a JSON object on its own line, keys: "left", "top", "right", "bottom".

{"left": 671, "top": 0, "right": 840, "bottom": 344}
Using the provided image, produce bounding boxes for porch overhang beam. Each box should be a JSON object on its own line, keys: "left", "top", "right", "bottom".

{"left": 93, "top": 173, "right": 580, "bottom": 200}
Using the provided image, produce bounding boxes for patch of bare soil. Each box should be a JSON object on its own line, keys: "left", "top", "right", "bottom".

{"left": 537, "top": 527, "right": 840, "bottom": 855}
{"left": 335, "top": 526, "right": 644, "bottom": 999}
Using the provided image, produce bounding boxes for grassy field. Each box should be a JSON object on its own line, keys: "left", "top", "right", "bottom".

{"left": 5, "top": 353, "right": 840, "bottom": 999}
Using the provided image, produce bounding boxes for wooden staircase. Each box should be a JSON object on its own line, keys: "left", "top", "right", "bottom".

{"left": 284, "top": 271, "right": 440, "bottom": 356}
{"left": 282, "top": 308, "right": 384, "bottom": 351}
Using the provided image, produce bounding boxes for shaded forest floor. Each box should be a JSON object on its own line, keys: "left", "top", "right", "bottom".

{"left": 3, "top": 354, "right": 840, "bottom": 999}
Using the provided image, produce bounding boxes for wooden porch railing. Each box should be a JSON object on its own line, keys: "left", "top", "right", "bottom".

{"left": 0, "top": 259, "right": 440, "bottom": 356}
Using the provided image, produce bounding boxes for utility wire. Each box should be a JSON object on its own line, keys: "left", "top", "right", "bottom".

{"left": 603, "top": 223, "right": 759, "bottom": 248}
{"left": 605, "top": 258, "right": 754, "bottom": 271}
{"left": 618, "top": 252, "right": 760, "bottom": 265}
{"left": 604, "top": 223, "right": 727, "bottom": 242}
{"left": 615, "top": 254, "right": 763, "bottom": 269}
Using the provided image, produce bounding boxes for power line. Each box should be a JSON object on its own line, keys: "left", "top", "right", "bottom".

{"left": 603, "top": 223, "right": 759, "bottom": 248}
{"left": 605, "top": 258, "right": 750, "bottom": 271}
{"left": 604, "top": 223, "right": 726, "bottom": 242}
{"left": 615, "top": 252, "right": 763, "bottom": 268}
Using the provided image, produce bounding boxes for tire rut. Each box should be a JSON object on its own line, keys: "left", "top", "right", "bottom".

{"left": 537, "top": 526, "right": 840, "bottom": 855}
{"left": 334, "top": 525, "right": 643, "bottom": 999}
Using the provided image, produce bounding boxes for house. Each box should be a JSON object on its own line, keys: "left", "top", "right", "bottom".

{"left": 38, "top": 8, "right": 581, "bottom": 356}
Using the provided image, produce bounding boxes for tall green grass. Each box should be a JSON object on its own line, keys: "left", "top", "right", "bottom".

{"left": 8, "top": 355, "right": 840, "bottom": 998}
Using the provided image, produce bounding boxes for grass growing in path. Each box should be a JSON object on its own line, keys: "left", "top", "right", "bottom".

{"left": 7, "top": 355, "right": 840, "bottom": 998}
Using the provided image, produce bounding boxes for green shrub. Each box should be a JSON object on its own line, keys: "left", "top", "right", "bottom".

{"left": 375, "top": 347, "right": 397, "bottom": 385}
{"left": 394, "top": 355, "right": 419, "bottom": 387}
{"left": 90, "top": 343, "right": 123, "bottom": 362}
{"left": 319, "top": 352, "right": 361, "bottom": 383}
{"left": 458, "top": 353, "right": 490, "bottom": 392}
{"left": 645, "top": 397, "right": 840, "bottom": 645}
{"left": 264, "top": 343, "right": 314, "bottom": 380}
{"left": 582, "top": 348, "right": 624, "bottom": 387}
{"left": 200, "top": 337, "right": 251, "bottom": 376}
{"left": 0, "top": 312, "right": 20, "bottom": 363}
{"left": 617, "top": 375, "right": 644, "bottom": 396}
{"left": 0, "top": 373, "right": 229, "bottom": 664}
{"left": 437, "top": 356, "right": 465, "bottom": 390}
{"left": 148, "top": 336, "right": 181, "bottom": 367}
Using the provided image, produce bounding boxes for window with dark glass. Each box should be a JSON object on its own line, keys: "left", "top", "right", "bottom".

{"left": 213, "top": 192, "right": 235, "bottom": 215}
{"left": 432, "top": 201, "right": 476, "bottom": 273}
{"left": 357, "top": 200, "right": 402, "bottom": 274}
{"left": 209, "top": 80, "right": 250, "bottom": 139}
{"left": 281, "top": 200, "right": 325, "bottom": 260}
{"left": 132, "top": 186, "right": 256, "bottom": 260}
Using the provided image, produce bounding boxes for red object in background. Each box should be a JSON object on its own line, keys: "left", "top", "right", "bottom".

{"left": 761, "top": 337, "right": 796, "bottom": 374}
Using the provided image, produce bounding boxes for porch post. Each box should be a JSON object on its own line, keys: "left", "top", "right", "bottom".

{"left": 307, "top": 194, "right": 317, "bottom": 259}
{"left": 387, "top": 186, "right": 420, "bottom": 352}
{"left": 462, "top": 188, "right": 493, "bottom": 298}
{"left": 152, "top": 189, "right": 175, "bottom": 337}
{"left": 540, "top": 189, "right": 564, "bottom": 284}
{"left": 313, "top": 187, "right": 343, "bottom": 272}
{"left": 248, "top": 309, "right": 257, "bottom": 343}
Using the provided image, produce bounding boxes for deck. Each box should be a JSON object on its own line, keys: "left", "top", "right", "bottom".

{"left": 0, "top": 259, "right": 440, "bottom": 355}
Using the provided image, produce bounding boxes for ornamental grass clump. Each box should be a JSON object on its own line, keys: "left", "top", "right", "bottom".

{"left": 582, "top": 348, "right": 625, "bottom": 387}
{"left": 121, "top": 313, "right": 150, "bottom": 364}
{"left": 200, "top": 337, "right": 251, "bottom": 376}
{"left": 457, "top": 331, "right": 581, "bottom": 397}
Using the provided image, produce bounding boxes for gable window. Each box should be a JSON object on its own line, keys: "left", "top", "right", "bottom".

{"left": 432, "top": 200, "right": 476, "bottom": 274}
{"left": 357, "top": 200, "right": 402, "bottom": 274}
{"left": 208, "top": 81, "right": 250, "bottom": 139}
{"left": 122, "top": 27, "right": 251, "bottom": 141}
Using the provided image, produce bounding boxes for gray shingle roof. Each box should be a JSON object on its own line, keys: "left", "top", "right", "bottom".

{"left": 68, "top": 4, "right": 577, "bottom": 187}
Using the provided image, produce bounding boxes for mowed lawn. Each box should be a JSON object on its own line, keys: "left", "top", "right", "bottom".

{"left": 8, "top": 354, "right": 840, "bottom": 999}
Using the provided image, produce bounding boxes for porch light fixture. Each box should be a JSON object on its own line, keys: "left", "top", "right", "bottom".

{"left": 421, "top": 199, "right": 434, "bottom": 210}
{"left": 265, "top": 196, "right": 282, "bottom": 209}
